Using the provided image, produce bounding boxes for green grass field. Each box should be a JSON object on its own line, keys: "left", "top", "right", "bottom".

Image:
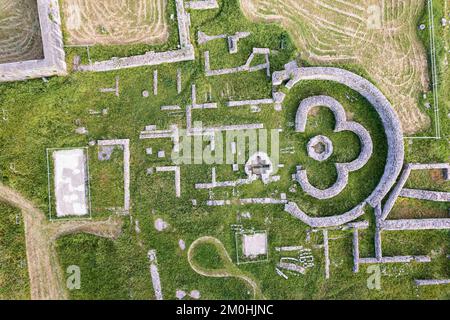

{"left": 0, "top": 0, "right": 448, "bottom": 300}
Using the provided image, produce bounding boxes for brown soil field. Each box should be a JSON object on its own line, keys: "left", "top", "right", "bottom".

{"left": 240, "top": 0, "right": 431, "bottom": 134}
{"left": 62, "top": 0, "right": 169, "bottom": 45}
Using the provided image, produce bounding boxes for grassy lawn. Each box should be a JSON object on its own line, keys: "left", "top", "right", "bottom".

{"left": 56, "top": 228, "right": 152, "bottom": 299}
{"left": 191, "top": 242, "right": 226, "bottom": 270}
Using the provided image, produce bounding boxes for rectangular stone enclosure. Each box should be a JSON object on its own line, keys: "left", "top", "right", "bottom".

{"left": 0, "top": 0, "right": 44, "bottom": 64}
{"left": 52, "top": 148, "right": 90, "bottom": 217}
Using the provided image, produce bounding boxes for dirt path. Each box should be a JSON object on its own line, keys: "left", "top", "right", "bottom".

{"left": 240, "top": 0, "right": 430, "bottom": 134}
{"left": 187, "top": 236, "right": 265, "bottom": 300}
{"left": 0, "top": 183, "right": 123, "bottom": 300}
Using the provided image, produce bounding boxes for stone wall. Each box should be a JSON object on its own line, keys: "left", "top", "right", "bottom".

{"left": 295, "top": 95, "right": 346, "bottom": 131}
{"left": 285, "top": 201, "right": 366, "bottom": 228}
{"left": 359, "top": 256, "right": 431, "bottom": 264}
{"left": 275, "top": 64, "right": 404, "bottom": 210}
{"left": 381, "top": 163, "right": 450, "bottom": 220}
{"left": 352, "top": 229, "right": 360, "bottom": 272}
{"left": 399, "top": 188, "right": 450, "bottom": 202}
{"left": 336, "top": 121, "right": 373, "bottom": 171}
{"left": 380, "top": 218, "right": 450, "bottom": 230}
{"left": 78, "top": 47, "right": 195, "bottom": 72}
{"left": 294, "top": 95, "right": 373, "bottom": 199}
{"left": 185, "top": 0, "right": 219, "bottom": 10}
{"left": 77, "top": 0, "right": 195, "bottom": 72}
{"left": 207, "top": 198, "right": 287, "bottom": 206}
{"left": 97, "top": 139, "right": 130, "bottom": 212}
{"left": 227, "top": 98, "right": 274, "bottom": 107}
{"left": 295, "top": 166, "right": 349, "bottom": 199}
{"left": 155, "top": 166, "right": 181, "bottom": 198}
{"left": 295, "top": 67, "right": 404, "bottom": 208}
{"left": 381, "top": 164, "right": 412, "bottom": 220}
{"left": 204, "top": 48, "right": 270, "bottom": 77}
{"left": 414, "top": 279, "right": 450, "bottom": 286}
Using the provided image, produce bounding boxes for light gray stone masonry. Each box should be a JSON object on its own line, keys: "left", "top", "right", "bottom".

{"left": 359, "top": 256, "right": 431, "bottom": 264}
{"left": 186, "top": 85, "right": 263, "bottom": 135}
{"left": 323, "top": 230, "right": 330, "bottom": 279}
{"left": 227, "top": 32, "right": 251, "bottom": 54}
{"left": 197, "top": 31, "right": 226, "bottom": 45}
{"left": 155, "top": 166, "right": 181, "bottom": 198}
{"left": 153, "top": 70, "right": 158, "bottom": 95}
{"left": 227, "top": 98, "right": 274, "bottom": 107}
{"left": 380, "top": 219, "right": 450, "bottom": 231}
{"left": 177, "top": 68, "right": 182, "bottom": 94}
{"left": 277, "top": 262, "right": 305, "bottom": 275}
{"left": 148, "top": 250, "right": 163, "bottom": 300}
{"left": 207, "top": 198, "right": 287, "bottom": 206}
{"left": 185, "top": 0, "right": 219, "bottom": 10}
{"left": 204, "top": 48, "right": 270, "bottom": 77}
{"left": 297, "top": 68, "right": 404, "bottom": 207}
{"left": 98, "top": 139, "right": 130, "bottom": 212}
{"left": 346, "top": 221, "right": 370, "bottom": 230}
{"left": 295, "top": 166, "right": 349, "bottom": 199}
{"left": 294, "top": 95, "right": 373, "bottom": 200}
{"left": 374, "top": 221, "right": 382, "bottom": 260}
{"left": 275, "top": 65, "right": 404, "bottom": 208}
{"left": 161, "top": 105, "right": 181, "bottom": 111}
{"left": 381, "top": 164, "right": 412, "bottom": 220}
{"left": 414, "top": 279, "right": 450, "bottom": 286}
{"left": 352, "top": 229, "right": 360, "bottom": 272}
{"left": 307, "top": 135, "right": 333, "bottom": 162}
{"left": 399, "top": 188, "right": 450, "bottom": 202}
{"left": 285, "top": 202, "right": 366, "bottom": 228}
{"left": 381, "top": 163, "right": 450, "bottom": 220}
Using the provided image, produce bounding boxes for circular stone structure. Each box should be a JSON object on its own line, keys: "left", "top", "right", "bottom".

{"left": 294, "top": 95, "right": 374, "bottom": 200}
{"left": 276, "top": 65, "right": 405, "bottom": 228}
{"left": 307, "top": 135, "right": 333, "bottom": 162}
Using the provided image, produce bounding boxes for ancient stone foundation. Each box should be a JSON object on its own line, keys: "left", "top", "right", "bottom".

{"left": 294, "top": 95, "right": 373, "bottom": 200}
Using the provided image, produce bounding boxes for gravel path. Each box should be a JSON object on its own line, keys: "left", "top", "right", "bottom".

{"left": 188, "top": 236, "right": 265, "bottom": 299}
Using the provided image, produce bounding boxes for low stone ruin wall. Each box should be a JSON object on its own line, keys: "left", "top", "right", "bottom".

{"left": 295, "top": 67, "right": 404, "bottom": 208}
{"left": 295, "top": 166, "right": 349, "bottom": 199}
{"left": 284, "top": 202, "right": 366, "bottom": 228}
{"left": 380, "top": 218, "right": 450, "bottom": 231}
{"left": 185, "top": 0, "right": 219, "bottom": 10}
{"left": 399, "top": 188, "right": 450, "bottom": 202}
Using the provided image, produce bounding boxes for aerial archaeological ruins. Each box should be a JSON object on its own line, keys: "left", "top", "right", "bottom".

{"left": 0, "top": 0, "right": 448, "bottom": 300}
